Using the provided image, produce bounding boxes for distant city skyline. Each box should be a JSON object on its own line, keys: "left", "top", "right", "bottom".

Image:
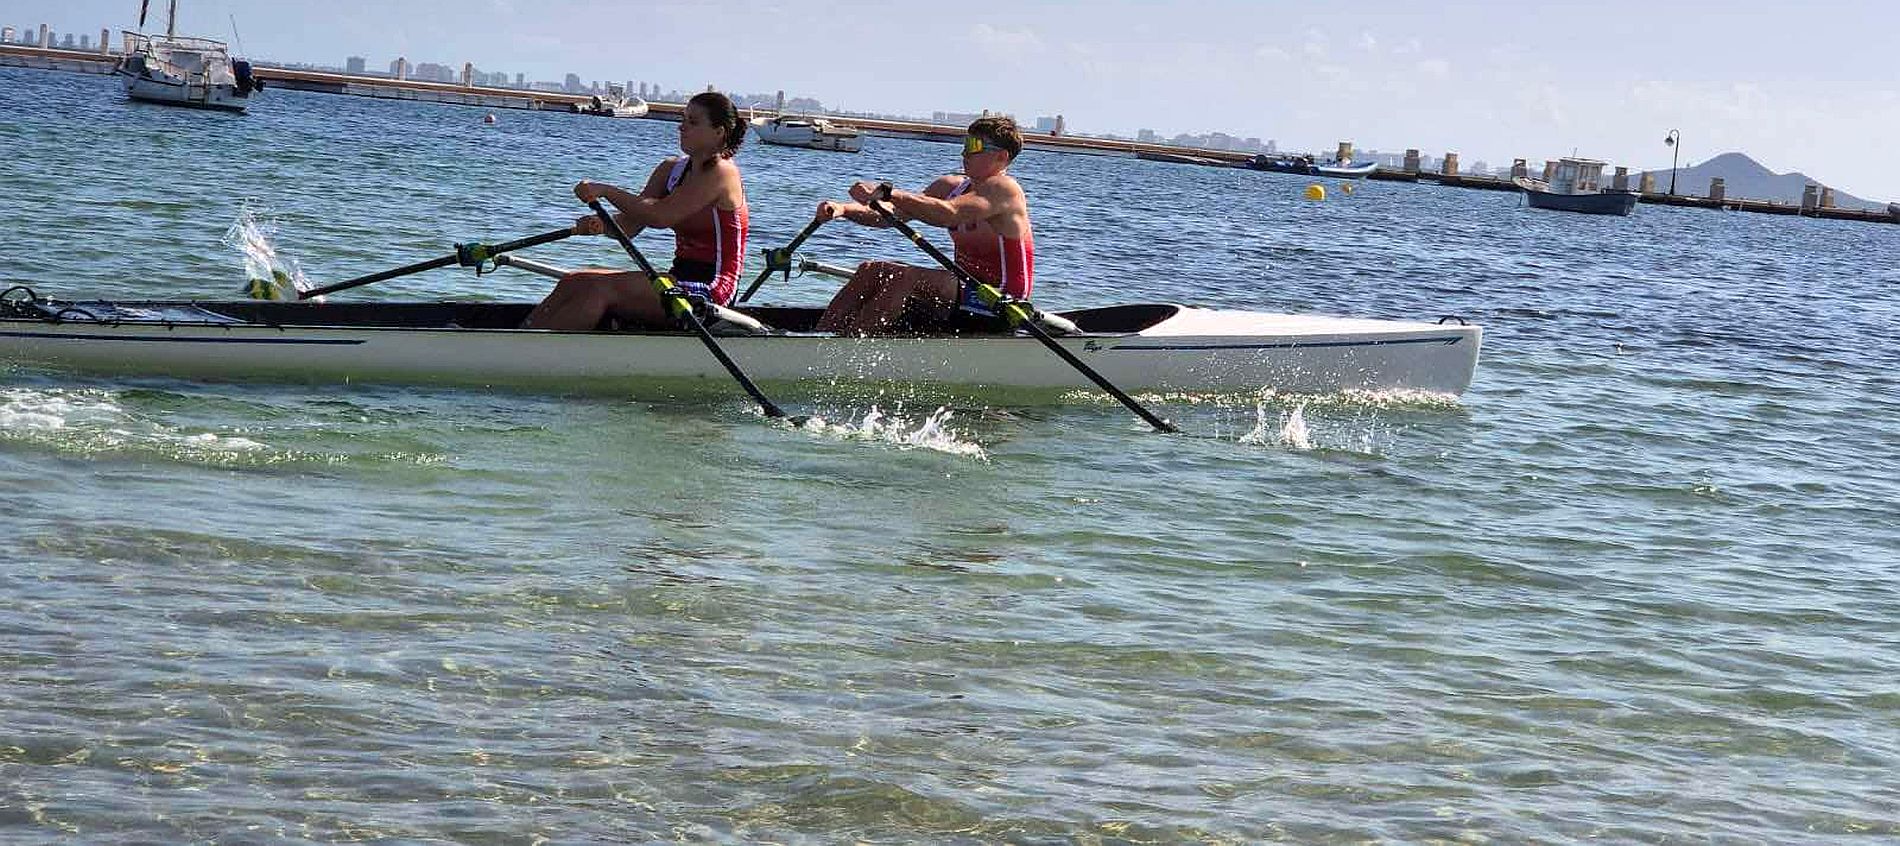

{"left": 8, "top": 0, "right": 1898, "bottom": 200}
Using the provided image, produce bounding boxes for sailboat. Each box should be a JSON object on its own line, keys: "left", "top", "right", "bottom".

{"left": 114, "top": 0, "right": 262, "bottom": 112}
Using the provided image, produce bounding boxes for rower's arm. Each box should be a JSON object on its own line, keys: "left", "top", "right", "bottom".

{"left": 581, "top": 163, "right": 671, "bottom": 237}
{"left": 826, "top": 175, "right": 959, "bottom": 227}
{"left": 613, "top": 159, "right": 735, "bottom": 230}
{"left": 833, "top": 202, "right": 891, "bottom": 227}
{"left": 888, "top": 181, "right": 1012, "bottom": 229}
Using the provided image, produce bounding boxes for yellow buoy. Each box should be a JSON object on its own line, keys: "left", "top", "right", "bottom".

{"left": 1303, "top": 184, "right": 1326, "bottom": 201}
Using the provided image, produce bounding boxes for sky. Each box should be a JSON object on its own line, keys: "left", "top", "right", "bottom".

{"left": 11, "top": 0, "right": 1899, "bottom": 200}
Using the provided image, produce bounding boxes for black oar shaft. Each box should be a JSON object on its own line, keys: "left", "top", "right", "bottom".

{"left": 301, "top": 254, "right": 457, "bottom": 299}
{"left": 587, "top": 201, "right": 787, "bottom": 420}
{"left": 300, "top": 228, "right": 573, "bottom": 299}
{"left": 864, "top": 197, "right": 1177, "bottom": 434}
{"left": 736, "top": 216, "right": 825, "bottom": 303}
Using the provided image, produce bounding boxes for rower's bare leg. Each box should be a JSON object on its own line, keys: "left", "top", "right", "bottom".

{"left": 522, "top": 269, "right": 669, "bottom": 330}
{"left": 852, "top": 266, "right": 958, "bottom": 335}
{"left": 816, "top": 261, "right": 899, "bottom": 334}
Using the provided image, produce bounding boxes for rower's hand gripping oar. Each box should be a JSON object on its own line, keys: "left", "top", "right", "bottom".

{"left": 862, "top": 185, "right": 1177, "bottom": 434}
{"left": 736, "top": 216, "right": 826, "bottom": 304}
{"left": 586, "top": 200, "right": 792, "bottom": 421}
{"left": 297, "top": 228, "right": 574, "bottom": 300}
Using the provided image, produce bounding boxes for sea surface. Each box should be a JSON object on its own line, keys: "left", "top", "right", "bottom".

{"left": 2, "top": 67, "right": 1897, "bottom": 843}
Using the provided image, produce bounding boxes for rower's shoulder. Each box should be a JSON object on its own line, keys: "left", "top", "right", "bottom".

{"left": 923, "top": 174, "right": 966, "bottom": 197}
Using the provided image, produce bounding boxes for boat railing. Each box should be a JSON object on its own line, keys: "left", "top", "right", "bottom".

{"left": 122, "top": 31, "right": 233, "bottom": 55}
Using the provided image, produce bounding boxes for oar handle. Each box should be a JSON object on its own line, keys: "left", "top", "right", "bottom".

{"left": 300, "top": 227, "right": 573, "bottom": 299}
{"left": 863, "top": 194, "right": 1177, "bottom": 434}
{"left": 736, "top": 215, "right": 826, "bottom": 303}
{"left": 587, "top": 201, "right": 787, "bottom": 419}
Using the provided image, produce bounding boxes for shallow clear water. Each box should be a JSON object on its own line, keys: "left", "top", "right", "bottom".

{"left": 2, "top": 67, "right": 1897, "bottom": 842}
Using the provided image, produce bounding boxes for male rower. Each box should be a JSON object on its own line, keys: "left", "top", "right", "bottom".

{"left": 812, "top": 116, "right": 1033, "bottom": 336}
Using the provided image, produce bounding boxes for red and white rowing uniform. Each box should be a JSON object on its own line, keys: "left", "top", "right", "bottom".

{"left": 662, "top": 156, "right": 748, "bottom": 304}
{"left": 944, "top": 177, "right": 1033, "bottom": 314}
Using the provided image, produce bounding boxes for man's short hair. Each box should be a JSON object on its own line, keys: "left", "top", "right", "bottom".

{"left": 968, "top": 116, "right": 1023, "bottom": 161}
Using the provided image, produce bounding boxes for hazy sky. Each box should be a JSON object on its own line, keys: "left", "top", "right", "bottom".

{"left": 12, "top": 0, "right": 1899, "bottom": 199}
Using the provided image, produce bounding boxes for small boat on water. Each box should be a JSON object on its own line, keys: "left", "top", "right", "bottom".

{"left": 1137, "top": 151, "right": 1236, "bottom": 168}
{"left": 1513, "top": 157, "right": 1640, "bottom": 216}
{"left": 750, "top": 116, "right": 864, "bottom": 153}
{"left": 114, "top": 1, "right": 262, "bottom": 112}
{"left": 1247, "top": 155, "right": 1379, "bottom": 179}
{"left": 571, "top": 85, "right": 648, "bottom": 118}
{"left": 0, "top": 285, "right": 1481, "bottom": 397}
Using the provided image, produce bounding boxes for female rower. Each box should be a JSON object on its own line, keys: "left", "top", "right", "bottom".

{"left": 523, "top": 91, "right": 750, "bottom": 330}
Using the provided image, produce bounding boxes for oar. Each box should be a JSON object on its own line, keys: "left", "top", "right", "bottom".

{"left": 735, "top": 216, "right": 825, "bottom": 303}
{"left": 297, "top": 228, "right": 574, "bottom": 299}
{"left": 862, "top": 191, "right": 1177, "bottom": 433}
{"left": 586, "top": 200, "right": 791, "bottom": 421}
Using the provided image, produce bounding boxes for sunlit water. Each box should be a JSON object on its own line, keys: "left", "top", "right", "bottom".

{"left": 2, "top": 67, "right": 1897, "bottom": 842}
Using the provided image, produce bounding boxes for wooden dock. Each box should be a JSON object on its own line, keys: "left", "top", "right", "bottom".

{"left": 6, "top": 43, "right": 1893, "bottom": 225}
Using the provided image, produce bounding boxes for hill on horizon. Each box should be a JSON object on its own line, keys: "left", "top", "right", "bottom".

{"left": 1634, "top": 152, "right": 1884, "bottom": 210}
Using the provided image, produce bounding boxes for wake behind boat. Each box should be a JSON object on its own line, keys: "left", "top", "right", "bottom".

{"left": 0, "top": 288, "right": 1481, "bottom": 398}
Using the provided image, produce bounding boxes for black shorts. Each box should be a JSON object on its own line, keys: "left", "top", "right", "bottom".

{"left": 897, "top": 280, "right": 1015, "bottom": 334}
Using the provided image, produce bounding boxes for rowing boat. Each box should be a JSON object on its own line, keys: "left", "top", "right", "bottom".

{"left": 0, "top": 288, "right": 1481, "bottom": 397}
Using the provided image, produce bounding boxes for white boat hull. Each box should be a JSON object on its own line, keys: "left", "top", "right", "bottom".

{"left": 0, "top": 302, "right": 1480, "bottom": 397}
{"left": 119, "top": 70, "right": 254, "bottom": 111}
{"left": 751, "top": 117, "right": 864, "bottom": 153}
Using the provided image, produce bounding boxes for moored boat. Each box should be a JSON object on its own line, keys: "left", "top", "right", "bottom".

{"left": 750, "top": 116, "right": 863, "bottom": 152}
{"left": 1246, "top": 155, "right": 1379, "bottom": 179}
{"left": 0, "top": 289, "right": 1481, "bottom": 397}
{"left": 571, "top": 85, "right": 647, "bottom": 118}
{"left": 1137, "top": 151, "right": 1236, "bottom": 168}
{"left": 114, "top": 2, "right": 261, "bottom": 112}
{"left": 1514, "top": 158, "right": 1639, "bottom": 216}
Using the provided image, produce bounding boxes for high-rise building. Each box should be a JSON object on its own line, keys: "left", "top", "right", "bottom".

{"left": 346, "top": 56, "right": 365, "bottom": 74}
{"left": 2, "top": 27, "right": 14, "bottom": 44}
{"left": 390, "top": 57, "right": 408, "bottom": 80}
{"left": 563, "top": 73, "right": 582, "bottom": 93}
{"left": 515, "top": 72, "right": 525, "bottom": 88}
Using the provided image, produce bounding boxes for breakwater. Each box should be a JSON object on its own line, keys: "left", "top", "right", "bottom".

{"left": 4, "top": 42, "right": 1892, "bottom": 225}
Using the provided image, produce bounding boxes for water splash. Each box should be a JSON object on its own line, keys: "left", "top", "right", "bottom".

{"left": 792, "top": 404, "right": 987, "bottom": 459}
{"left": 222, "top": 205, "right": 313, "bottom": 301}
{"left": 1240, "top": 399, "right": 1312, "bottom": 449}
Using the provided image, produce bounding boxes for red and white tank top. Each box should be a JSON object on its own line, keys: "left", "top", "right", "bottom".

{"left": 944, "top": 178, "right": 1033, "bottom": 300}
{"left": 663, "top": 157, "right": 748, "bottom": 304}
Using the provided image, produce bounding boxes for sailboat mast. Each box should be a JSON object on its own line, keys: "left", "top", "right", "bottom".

{"left": 167, "top": 0, "right": 177, "bottom": 37}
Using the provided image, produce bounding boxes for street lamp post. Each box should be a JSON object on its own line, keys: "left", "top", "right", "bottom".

{"left": 1663, "top": 129, "right": 1681, "bottom": 195}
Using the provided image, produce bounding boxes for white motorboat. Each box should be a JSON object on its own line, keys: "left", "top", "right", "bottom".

{"left": 571, "top": 85, "right": 648, "bottom": 118}
{"left": 751, "top": 116, "right": 864, "bottom": 153}
{"left": 114, "top": 2, "right": 261, "bottom": 112}
{"left": 0, "top": 284, "right": 1480, "bottom": 398}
